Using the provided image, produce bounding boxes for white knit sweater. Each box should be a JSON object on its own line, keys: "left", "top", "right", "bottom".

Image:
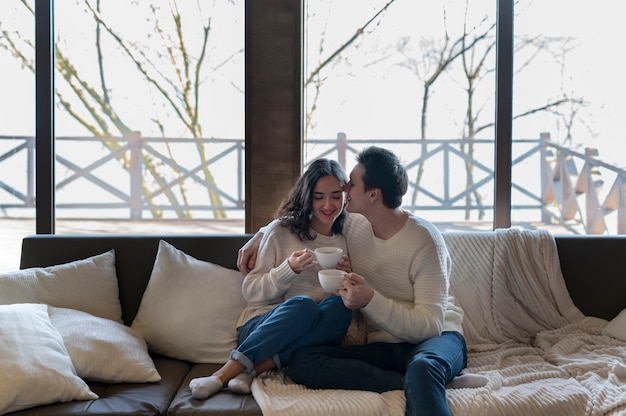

{"left": 344, "top": 212, "right": 464, "bottom": 344}
{"left": 236, "top": 223, "right": 348, "bottom": 328}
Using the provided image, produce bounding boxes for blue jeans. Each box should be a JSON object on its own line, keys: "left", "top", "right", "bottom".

{"left": 231, "top": 295, "right": 352, "bottom": 373}
{"left": 288, "top": 331, "right": 467, "bottom": 416}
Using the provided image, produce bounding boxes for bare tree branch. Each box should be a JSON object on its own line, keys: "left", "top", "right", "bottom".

{"left": 306, "top": 0, "right": 397, "bottom": 85}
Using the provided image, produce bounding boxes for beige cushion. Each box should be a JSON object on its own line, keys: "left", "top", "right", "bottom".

{"left": 131, "top": 240, "right": 246, "bottom": 363}
{"left": 0, "top": 250, "right": 122, "bottom": 322}
{"left": 49, "top": 306, "right": 161, "bottom": 383}
{"left": 0, "top": 304, "right": 97, "bottom": 414}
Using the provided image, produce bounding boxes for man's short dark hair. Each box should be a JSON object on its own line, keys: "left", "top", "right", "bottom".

{"left": 356, "top": 146, "right": 408, "bottom": 209}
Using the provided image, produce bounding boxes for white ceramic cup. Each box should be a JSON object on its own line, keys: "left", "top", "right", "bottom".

{"left": 313, "top": 246, "right": 343, "bottom": 269}
{"left": 318, "top": 269, "right": 345, "bottom": 293}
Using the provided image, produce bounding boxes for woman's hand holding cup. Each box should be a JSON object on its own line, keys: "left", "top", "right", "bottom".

{"left": 288, "top": 248, "right": 317, "bottom": 274}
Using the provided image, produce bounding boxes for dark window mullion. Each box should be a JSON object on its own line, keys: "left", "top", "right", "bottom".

{"left": 494, "top": 0, "right": 514, "bottom": 229}
{"left": 35, "top": 0, "right": 55, "bottom": 234}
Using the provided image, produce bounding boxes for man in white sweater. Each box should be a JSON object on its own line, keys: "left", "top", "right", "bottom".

{"left": 239, "top": 147, "right": 470, "bottom": 416}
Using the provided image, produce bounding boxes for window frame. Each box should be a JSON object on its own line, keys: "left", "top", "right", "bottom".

{"left": 35, "top": 0, "right": 515, "bottom": 234}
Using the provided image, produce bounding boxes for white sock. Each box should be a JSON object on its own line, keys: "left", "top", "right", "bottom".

{"left": 228, "top": 372, "right": 254, "bottom": 395}
{"left": 446, "top": 373, "right": 489, "bottom": 389}
{"left": 189, "top": 375, "right": 223, "bottom": 399}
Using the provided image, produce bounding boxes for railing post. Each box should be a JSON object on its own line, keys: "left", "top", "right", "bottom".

{"left": 129, "top": 132, "right": 142, "bottom": 220}
{"left": 618, "top": 174, "right": 626, "bottom": 234}
{"left": 337, "top": 132, "right": 347, "bottom": 168}
{"left": 583, "top": 147, "right": 605, "bottom": 234}
{"left": 540, "top": 132, "right": 551, "bottom": 224}
{"left": 26, "top": 136, "right": 36, "bottom": 207}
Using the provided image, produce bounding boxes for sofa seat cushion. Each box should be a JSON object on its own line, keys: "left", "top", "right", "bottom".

{"left": 7, "top": 356, "right": 191, "bottom": 416}
{"left": 168, "top": 364, "right": 262, "bottom": 416}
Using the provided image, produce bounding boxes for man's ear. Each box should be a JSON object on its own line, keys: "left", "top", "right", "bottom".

{"left": 369, "top": 188, "right": 381, "bottom": 202}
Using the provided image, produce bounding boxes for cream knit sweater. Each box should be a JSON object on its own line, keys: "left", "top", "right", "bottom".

{"left": 251, "top": 213, "right": 464, "bottom": 342}
{"left": 236, "top": 223, "right": 348, "bottom": 328}
{"left": 343, "top": 212, "right": 464, "bottom": 344}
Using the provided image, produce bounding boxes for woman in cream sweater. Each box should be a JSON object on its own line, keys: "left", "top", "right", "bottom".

{"left": 190, "top": 158, "right": 352, "bottom": 399}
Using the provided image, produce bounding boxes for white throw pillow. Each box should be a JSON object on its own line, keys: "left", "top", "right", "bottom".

{"left": 602, "top": 308, "right": 626, "bottom": 342}
{"left": 48, "top": 306, "right": 161, "bottom": 383}
{"left": 131, "top": 240, "right": 246, "bottom": 363}
{"left": 0, "top": 303, "right": 97, "bottom": 415}
{"left": 0, "top": 250, "right": 122, "bottom": 323}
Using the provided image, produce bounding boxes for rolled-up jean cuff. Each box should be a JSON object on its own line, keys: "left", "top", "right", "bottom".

{"left": 230, "top": 350, "right": 255, "bottom": 373}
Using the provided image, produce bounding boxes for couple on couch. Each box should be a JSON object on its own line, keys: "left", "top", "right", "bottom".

{"left": 190, "top": 146, "right": 484, "bottom": 416}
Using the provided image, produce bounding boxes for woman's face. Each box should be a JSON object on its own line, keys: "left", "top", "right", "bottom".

{"left": 309, "top": 174, "right": 345, "bottom": 236}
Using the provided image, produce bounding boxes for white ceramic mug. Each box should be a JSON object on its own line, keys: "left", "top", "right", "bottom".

{"left": 318, "top": 269, "right": 345, "bottom": 293}
{"left": 313, "top": 246, "right": 343, "bottom": 269}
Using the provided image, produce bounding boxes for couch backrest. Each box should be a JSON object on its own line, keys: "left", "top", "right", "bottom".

{"left": 20, "top": 233, "right": 626, "bottom": 325}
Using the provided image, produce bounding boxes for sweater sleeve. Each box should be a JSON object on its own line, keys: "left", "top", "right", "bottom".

{"left": 241, "top": 226, "right": 299, "bottom": 306}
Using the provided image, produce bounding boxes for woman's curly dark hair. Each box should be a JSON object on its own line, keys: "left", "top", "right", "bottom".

{"left": 275, "top": 158, "right": 348, "bottom": 241}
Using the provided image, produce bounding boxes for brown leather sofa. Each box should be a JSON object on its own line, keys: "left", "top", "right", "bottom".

{"left": 11, "top": 233, "right": 626, "bottom": 415}
{"left": 15, "top": 234, "right": 261, "bottom": 416}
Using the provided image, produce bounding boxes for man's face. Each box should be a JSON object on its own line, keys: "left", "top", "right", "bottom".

{"left": 344, "top": 163, "right": 367, "bottom": 214}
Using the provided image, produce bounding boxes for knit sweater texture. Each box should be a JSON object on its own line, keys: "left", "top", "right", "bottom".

{"left": 344, "top": 212, "right": 464, "bottom": 343}
{"left": 236, "top": 223, "right": 348, "bottom": 328}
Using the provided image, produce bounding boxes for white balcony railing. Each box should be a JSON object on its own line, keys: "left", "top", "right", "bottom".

{"left": 1, "top": 133, "right": 624, "bottom": 234}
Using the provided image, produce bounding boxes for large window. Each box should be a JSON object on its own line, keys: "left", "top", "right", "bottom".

{"left": 0, "top": 1, "right": 244, "bottom": 272}
{"left": 0, "top": 2, "right": 35, "bottom": 271}
{"left": 513, "top": 0, "right": 626, "bottom": 235}
{"left": 2, "top": 1, "right": 624, "bottom": 272}
{"left": 52, "top": 1, "right": 245, "bottom": 223}
{"left": 304, "top": 0, "right": 625, "bottom": 235}
{"left": 305, "top": 0, "right": 498, "bottom": 229}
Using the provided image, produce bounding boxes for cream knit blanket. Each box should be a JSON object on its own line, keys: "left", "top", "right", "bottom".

{"left": 252, "top": 229, "right": 626, "bottom": 415}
